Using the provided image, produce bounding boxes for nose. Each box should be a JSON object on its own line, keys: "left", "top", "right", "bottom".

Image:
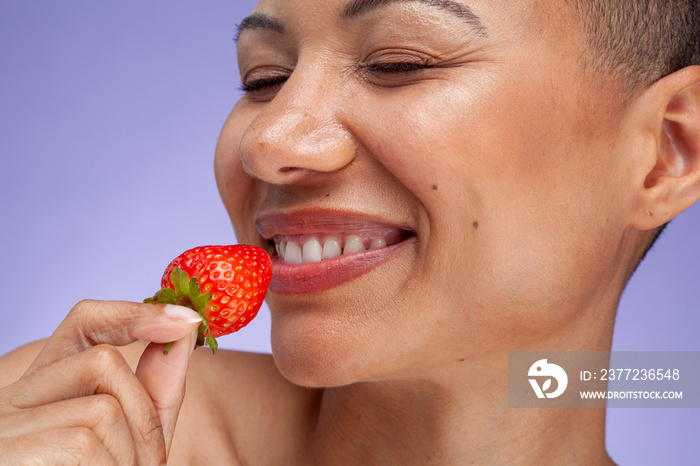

{"left": 238, "top": 66, "right": 356, "bottom": 184}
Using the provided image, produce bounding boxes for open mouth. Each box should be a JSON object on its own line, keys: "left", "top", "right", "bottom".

{"left": 269, "top": 228, "right": 412, "bottom": 264}
{"left": 256, "top": 212, "right": 415, "bottom": 293}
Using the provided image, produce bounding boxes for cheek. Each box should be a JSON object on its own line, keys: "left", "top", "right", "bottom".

{"left": 350, "top": 75, "right": 629, "bottom": 342}
{"left": 214, "top": 108, "right": 258, "bottom": 241}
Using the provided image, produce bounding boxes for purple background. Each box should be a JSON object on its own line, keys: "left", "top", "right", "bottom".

{"left": 0, "top": 2, "right": 697, "bottom": 464}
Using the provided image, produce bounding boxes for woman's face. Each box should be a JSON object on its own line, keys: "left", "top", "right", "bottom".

{"left": 216, "top": 0, "right": 634, "bottom": 386}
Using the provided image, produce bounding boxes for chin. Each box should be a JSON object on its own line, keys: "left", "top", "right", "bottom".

{"left": 268, "top": 310, "right": 382, "bottom": 388}
{"left": 271, "top": 349, "right": 351, "bottom": 388}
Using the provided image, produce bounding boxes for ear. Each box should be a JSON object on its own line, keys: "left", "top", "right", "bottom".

{"left": 630, "top": 66, "right": 700, "bottom": 230}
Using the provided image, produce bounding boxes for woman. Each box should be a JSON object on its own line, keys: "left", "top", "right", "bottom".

{"left": 1, "top": 0, "right": 699, "bottom": 463}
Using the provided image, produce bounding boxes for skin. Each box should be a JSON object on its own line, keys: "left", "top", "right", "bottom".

{"left": 1, "top": 0, "right": 699, "bottom": 464}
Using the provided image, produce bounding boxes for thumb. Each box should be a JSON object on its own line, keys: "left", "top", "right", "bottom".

{"left": 135, "top": 329, "right": 197, "bottom": 457}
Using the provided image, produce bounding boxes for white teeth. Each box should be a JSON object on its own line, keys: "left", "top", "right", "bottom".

{"left": 275, "top": 241, "right": 283, "bottom": 258}
{"left": 302, "top": 238, "right": 323, "bottom": 263}
{"left": 277, "top": 234, "right": 391, "bottom": 263}
{"left": 322, "top": 238, "right": 342, "bottom": 260}
{"left": 370, "top": 238, "right": 387, "bottom": 249}
{"left": 284, "top": 241, "right": 302, "bottom": 264}
{"left": 343, "top": 235, "right": 366, "bottom": 255}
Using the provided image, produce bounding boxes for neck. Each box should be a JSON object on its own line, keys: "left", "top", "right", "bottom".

{"left": 302, "top": 247, "right": 632, "bottom": 465}
{"left": 307, "top": 364, "right": 613, "bottom": 465}
{"left": 305, "top": 314, "right": 619, "bottom": 465}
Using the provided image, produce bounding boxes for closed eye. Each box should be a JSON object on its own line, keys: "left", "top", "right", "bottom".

{"left": 360, "top": 60, "right": 436, "bottom": 87}
{"left": 240, "top": 76, "right": 288, "bottom": 93}
{"left": 364, "top": 62, "right": 433, "bottom": 73}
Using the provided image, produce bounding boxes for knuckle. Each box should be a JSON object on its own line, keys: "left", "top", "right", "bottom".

{"left": 84, "top": 345, "right": 128, "bottom": 380}
{"left": 89, "top": 394, "right": 124, "bottom": 426}
{"left": 65, "top": 300, "right": 141, "bottom": 349}
{"left": 68, "top": 300, "right": 103, "bottom": 341}
{"left": 89, "top": 344, "right": 126, "bottom": 369}
{"left": 70, "top": 299, "right": 98, "bottom": 318}
{"left": 68, "top": 426, "right": 101, "bottom": 453}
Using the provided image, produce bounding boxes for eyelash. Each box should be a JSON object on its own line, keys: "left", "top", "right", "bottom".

{"left": 239, "top": 76, "right": 287, "bottom": 93}
{"left": 240, "top": 61, "right": 433, "bottom": 94}
{"left": 364, "top": 62, "right": 433, "bottom": 73}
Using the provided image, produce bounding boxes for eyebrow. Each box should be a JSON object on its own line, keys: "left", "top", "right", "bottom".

{"left": 234, "top": 13, "right": 285, "bottom": 42}
{"left": 341, "top": 0, "right": 488, "bottom": 37}
{"left": 234, "top": 0, "right": 487, "bottom": 43}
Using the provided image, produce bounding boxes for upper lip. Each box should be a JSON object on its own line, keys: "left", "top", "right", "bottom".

{"left": 255, "top": 208, "right": 415, "bottom": 240}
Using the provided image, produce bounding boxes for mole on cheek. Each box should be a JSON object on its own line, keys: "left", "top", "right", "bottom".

{"left": 473, "top": 221, "right": 479, "bottom": 229}
{"left": 432, "top": 184, "right": 438, "bottom": 191}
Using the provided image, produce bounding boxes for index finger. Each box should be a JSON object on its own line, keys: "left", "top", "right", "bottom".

{"left": 26, "top": 300, "right": 201, "bottom": 375}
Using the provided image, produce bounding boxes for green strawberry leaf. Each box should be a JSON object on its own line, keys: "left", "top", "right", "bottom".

{"left": 170, "top": 267, "right": 191, "bottom": 296}
{"left": 188, "top": 276, "right": 201, "bottom": 296}
{"left": 152, "top": 287, "right": 178, "bottom": 304}
{"left": 145, "top": 265, "right": 221, "bottom": 355}
{"left": 191, "top": 292, "right": 212, "bottom": 313}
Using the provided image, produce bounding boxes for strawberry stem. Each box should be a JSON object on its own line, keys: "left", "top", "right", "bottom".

{"left": 144, "top": 267, "right": 217, "bottom": 355}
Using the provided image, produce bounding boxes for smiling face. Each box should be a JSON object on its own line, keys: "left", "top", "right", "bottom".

{"left": 215, "top": 0, "right": 640, "bottom": 386}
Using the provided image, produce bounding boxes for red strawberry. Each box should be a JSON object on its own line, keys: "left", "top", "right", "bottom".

{"left": 145, "top": 245, "right": 272, "bottom": 354}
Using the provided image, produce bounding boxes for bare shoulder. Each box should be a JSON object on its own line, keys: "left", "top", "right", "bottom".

{"left": 0, "top": 340, "right": 47, "bottom": 387}
{"left": 170, "top": 348, "right": 320, "bottom": 465}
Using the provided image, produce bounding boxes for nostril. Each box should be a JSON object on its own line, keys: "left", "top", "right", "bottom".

{"left": 237, "top": 104, "right": 356, "bottom": 184}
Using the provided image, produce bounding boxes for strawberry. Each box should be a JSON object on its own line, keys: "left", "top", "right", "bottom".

{"left": 145, "top": 245, "right": 272, "bottom": 354}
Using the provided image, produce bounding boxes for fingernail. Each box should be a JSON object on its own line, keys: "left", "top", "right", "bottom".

{"left": 164, "top": 304, "right": 202, "bottom": 324}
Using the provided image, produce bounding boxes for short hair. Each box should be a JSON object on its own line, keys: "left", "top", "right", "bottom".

{"left": 567, "top": 0, "right": 700, "bottom": 93}
{"left": 567, "top": 1, "right": 698, "bottom": 262}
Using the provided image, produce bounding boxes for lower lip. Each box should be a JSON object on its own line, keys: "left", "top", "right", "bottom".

{"left": 269, "top": 238, "right": 414, "bottom": 294}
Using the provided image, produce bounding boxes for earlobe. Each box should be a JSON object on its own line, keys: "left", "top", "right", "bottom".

{"left": 631, "top": 67, "right": 700, "bottom": 230}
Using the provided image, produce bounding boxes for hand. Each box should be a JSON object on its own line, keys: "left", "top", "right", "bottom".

{"left": 0, "top": 300, "right": 202, "bottom": 465}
